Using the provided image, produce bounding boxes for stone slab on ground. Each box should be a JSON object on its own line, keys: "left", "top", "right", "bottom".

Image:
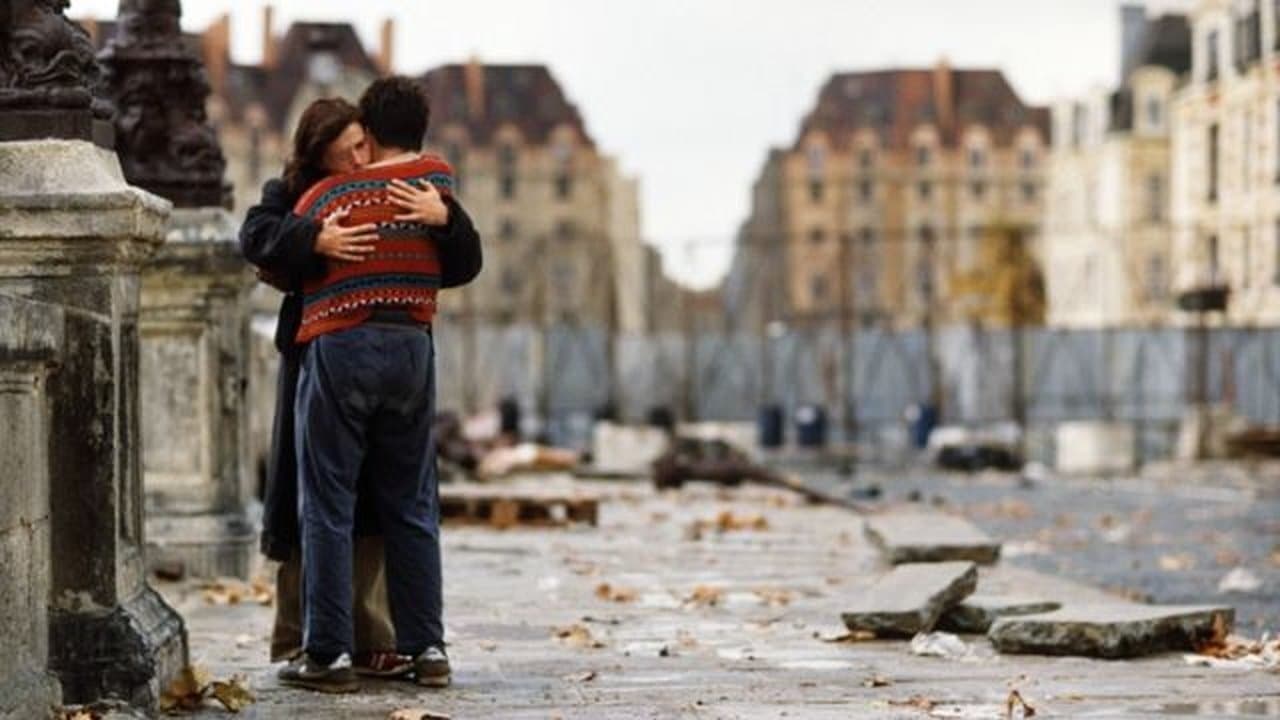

{"left": 989, "top": 603, "right": 1234, "bottom": 658}
{"left": 841, "top": 561, "right": 978, "bottom": 637}
{"left": 938, "top": 594, "right": 1062, "bottom": 633}
{"left": 864, "top": 512, "right": 1001, "bottom": 564}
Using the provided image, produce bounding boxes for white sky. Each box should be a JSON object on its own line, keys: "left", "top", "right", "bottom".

{"left": 73, "top": 0, "right": 1193, "bottom": 286}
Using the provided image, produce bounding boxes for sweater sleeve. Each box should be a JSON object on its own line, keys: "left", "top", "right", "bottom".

{"left": 239, "top": 178, "right": 324, "bottom": 289}
{"left": 436, "top": 196, "right": 483, "bottom": 289}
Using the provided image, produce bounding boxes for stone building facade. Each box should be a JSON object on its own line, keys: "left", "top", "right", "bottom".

{"left": 1170, "top": 0, "right": 1280, "bottom": 325}
{"left": 1044, "top": 10, "right": 1191, "bottom": 328}
{"left": 732, "top": 63, "right": 1050, "bottom": 330}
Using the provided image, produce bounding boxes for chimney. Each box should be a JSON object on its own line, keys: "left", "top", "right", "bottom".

{"left": 933, "top": 57, "right": 955, "bottom": 141}
{"left": 262, "top": 4, "right": 278, "bottom": 69}
{"left": 1119, "top": 4, "right": 1148, "bottom": 84}
{"left": 377, "top": 18, "right": 395, "bottom": 75}
{"left": 464, "top": 56, "right": 485, "bottom": 122}
{"left": 203, "top": 13, "right": 231, "bottom": 99}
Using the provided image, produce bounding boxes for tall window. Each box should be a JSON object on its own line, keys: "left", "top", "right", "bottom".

{"left": 969, "top": 147, "right": 985, "bottom": 170}
{"left": 1208, "top": 234, "right": 1221, "bottom": 284}
{"left": 917, "top": 226, "right": 935, "bottom": 303}
{"left": 1208, "top": 123, "right": 1220, "bottom": 202}
{"left": 1275, "top": 100, "right": 1280, "bottom": 184}
{"left": 1071, "top": 104, "right": 1087, "bottom": 148}
{"left": 857, "top": 228, "right": 878, "bottom": 307}
{"left": 809, "top": 228, "right": 826, "bottom": 244}
{"left": 1146, "top": 254, "right": 1167, "bottom": 300}
{"left": 498, "top": 143, "right": 517, "bottom": 200}
{"left": 1146, "top": 97, "right": 1163, "bottom": 130}
{"left": 1021, "top": 181, "right": 1038, "bottom": 203}
{"left": 1020, "top": 148, "right": 1036, "bottom": 171}
{"left": 916, "top": 144, "right": 931, "bottom": 167}
{"left": 553, "top": 139, "right": 573, "bottom": 201}
{"left": 858, "top": 148, "right": 875, "bottom": 170}
{"left": 807, "top": 144, "right": 826, "bottom": 203}
{"left": 1243, "top": 229, "right": 1254, "bottom": 287}
{"left": 858, "top": 180, "right": 874, "bottom": 204}
{"left": 499, "top": 218, "right": 516, "bottom": 241}
{"left": 971, "top": 181, "right": 986, "bottom": 200}
{"left": 918, "top": 181, "right": 932, "bottom": 201}
{"left": 811, "top": 274, "right": 828, "bottom": 304}
{"left": 1207, "top": 30, "right": 1220, "bottom": 81}
{"left": 1147, "top": 173, "right": 1164, "bottom": 222}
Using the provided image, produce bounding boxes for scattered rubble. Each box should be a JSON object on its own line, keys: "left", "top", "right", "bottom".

{"left": 1217, "top": 567, "right": 1263, "bottom": 594}
{"left": 939, "top": 595, "right": 1062, "bottom": 634}
{"left": 841, "top": 561, "right": 978, "bottom": 638}
{"left": 864, "top": 513, "right": 1001, "bottom": 565}
{"left": 989, "top": 604, "right": 1235, "bottom": 658}
{"left": 909, "top": 631, "right": 972, "bottom": 659}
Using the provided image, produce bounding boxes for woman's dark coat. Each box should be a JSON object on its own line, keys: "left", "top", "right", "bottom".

{"left": 239, "top": 178, "right": 482, "bottom": 561}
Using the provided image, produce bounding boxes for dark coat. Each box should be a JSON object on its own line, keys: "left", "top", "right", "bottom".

{"left": 240, "top": 177, "right": 482, "bottom": 561}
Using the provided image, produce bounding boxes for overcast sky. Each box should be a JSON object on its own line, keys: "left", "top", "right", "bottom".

{"left": 73, "top": 0, "right": 1192, "bottom": 286}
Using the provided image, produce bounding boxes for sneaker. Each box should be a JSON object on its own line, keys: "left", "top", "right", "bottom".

{"left": 412, "top": 646, "right": 451, "bottom": 688}
{"left": 354, "top": 650, "right": 414, "bottom": 678}
{"left": 277, "top": 652, "right": 359, "bottom": 694}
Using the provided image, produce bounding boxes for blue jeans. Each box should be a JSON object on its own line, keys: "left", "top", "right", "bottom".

{"left": 296, "top": 324, "right": 443, "bottom": 659}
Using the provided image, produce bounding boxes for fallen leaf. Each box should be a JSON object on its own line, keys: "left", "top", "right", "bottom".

{"left": 683, "top": 585, "right": 724, "bottom": 608}
{"left": 863, "top": 674, "right": 892, "bottom": 687}
{"left": 595, "top": 583, "right": 638, "bottom": 603}
{"left": 753, "top": 588, "right": 793, "bottom": 607}
{"left": 210, "top": 676, "right": 255, "bottom": 713}
{"left": 817, "top": 630, "right": 876, "bottom": 643}
{"left": 553, "top": 624, "right": 606, "bottom": 649}
{"left": 160, "top": 665, "right": 211, "bottom": 712}
{"left": 61, "top": 712, "right": 95, "bottom": 720}
{"left": 389, "top": 709, "right": 451, "bottom": 720}
{"left": 888, "top": 696, "right": 935, "bottom": 711}
{"left": 250, "top": 578, "right": 274, "bottom": 606}
{"left": 1159, "top": 553, "right": 1195, "bottom": 572}
{"left": 1005, "top": 689, "right": 1036, "bottom": 718}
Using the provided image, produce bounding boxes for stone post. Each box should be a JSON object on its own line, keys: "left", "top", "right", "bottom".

{"left": 99, "top": 0, "right": 257, "bottom": 578}
{"left": 0, "top": 296, "right": 65, "bottom": 718}
{"left": 0, "top": 139, "right": 187, "bottom": 708}
{"left": 0, "top": 1, "right": 187, "bottom": 708}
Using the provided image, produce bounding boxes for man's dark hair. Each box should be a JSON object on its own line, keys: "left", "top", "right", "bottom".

{"left": 358, "top": 76, "right": 430, "bottom": 151}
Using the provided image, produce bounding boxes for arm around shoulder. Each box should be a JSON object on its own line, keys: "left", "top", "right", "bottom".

{"left": 239, "top": 178, "right": 323, "bottom": 284}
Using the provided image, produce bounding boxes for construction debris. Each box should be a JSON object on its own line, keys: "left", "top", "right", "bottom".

{"left": 864, "top": 512, "right": 1001, "bottom": 565}
{"left": 939, "top": 595, "right": 1062, "bottom": 634}
{"left": 988, "top": 604, "right": 1235, "bottom": 659}
{"left": 841, "top": 562, "right": 978, "bottom": 638}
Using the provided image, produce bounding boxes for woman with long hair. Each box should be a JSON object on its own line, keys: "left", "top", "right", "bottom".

{"left": 238, "top": 96, "right": 480, "bottom": 680}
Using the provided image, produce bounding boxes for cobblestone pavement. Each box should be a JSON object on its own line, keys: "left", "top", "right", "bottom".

{"left": 163, "top": 477, "right": 1279, "bottom": 719}
{"left": 839, "top": 461, "right": 1280, "bottom": 636}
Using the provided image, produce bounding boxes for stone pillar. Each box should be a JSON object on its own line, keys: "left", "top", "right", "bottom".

{"left": 98, "top": 0, "right": 256, "bottom": 579}
{"left": 0, "top": 140, "right": 186, "bottom": 708}
{"left": 0, "top": 296, "right": 65, "bottom": 719}
{"left": 0, "top": 0, "right": 187, "bottom": 710}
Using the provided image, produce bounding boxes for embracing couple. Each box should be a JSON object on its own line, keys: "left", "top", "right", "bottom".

{"left": 239, "top": 77, "right": 482, "bottom": 693}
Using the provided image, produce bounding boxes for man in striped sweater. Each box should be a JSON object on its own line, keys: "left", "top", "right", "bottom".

{"left": 279, "top": 77, "right": 480, "bottom": 693}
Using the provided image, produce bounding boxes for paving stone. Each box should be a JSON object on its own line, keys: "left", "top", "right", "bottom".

{"left": 938, "top": 594, "right": 1062, "bottom": 633}
{"left": 841, "top": 561, "right": 978, "bottom": 638}
{"left": 988, "top": 603, "right": 1234, "bottom": 658}
{"left": 864, "top": 513, "right": 1001, "bottom": 565}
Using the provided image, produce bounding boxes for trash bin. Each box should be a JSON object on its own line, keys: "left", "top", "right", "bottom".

{"left": 647, "top": 405, "right": 675, "bottom": 433}
{"left": 795, "top": 404, "right": 827, "bottom": 448}
{"left": 906, "top": 403, "right": 938, "bottom": 449}
{"left": 498, "top": 396, "right": 521, "bottom": 437}
{"left": 757, "top": 404, "right": 785, "bottom": 449}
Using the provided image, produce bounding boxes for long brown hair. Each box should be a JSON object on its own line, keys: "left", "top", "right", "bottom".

{"left": 283, "top": 97, "right": 361, "bottom": 198}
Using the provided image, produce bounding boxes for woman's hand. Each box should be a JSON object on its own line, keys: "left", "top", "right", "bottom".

{"left": 389, "top": 179, "right": 450, "bottom": 226}
{"left": 315, "top": 208, "right": 378, "bottom": 262}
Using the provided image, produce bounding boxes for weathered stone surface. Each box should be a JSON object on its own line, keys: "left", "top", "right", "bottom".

{"left": 938, "top": 594, "right": 1062, "bottom": 633}
{"left": 140, "top": 208, "right": 255, "bottom": 578}
{"left": 988, "top": 603, "right": 1234, "bottom": 658}
{"left": 0, "top": 139, "right": 186, "bottom": 709}
{"left": 841, "top": 561, "right": 978, "bottom": 638}
{"left": 0, "top": 297, "right": 64, "bottom": 719}
{"left": 865, "top": 512, "right": 1001, "bottom": 564}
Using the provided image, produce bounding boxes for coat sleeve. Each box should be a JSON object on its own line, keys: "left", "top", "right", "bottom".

{"left": 436, "top": 196, "right": 483, "bottom": 289}
{"left": 239, "top": 178, "right": 324, "bottom": 289}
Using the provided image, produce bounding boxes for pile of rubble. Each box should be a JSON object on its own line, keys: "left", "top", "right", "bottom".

{"left": 844, "top": 511, "right": 1238, "bottom": 659}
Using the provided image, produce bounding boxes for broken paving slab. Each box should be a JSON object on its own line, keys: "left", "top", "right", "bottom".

{"left": 988, "top": 604, "right": 1234, "bottom": 659}
{"left": 864, "top": 512, "right": 1001, "bottom": 565}
{"left": 938, "top": 594, "right": 1062, "bottom": 634}
{"left": 841, "top": 561, "right": 978, "bottom": 638}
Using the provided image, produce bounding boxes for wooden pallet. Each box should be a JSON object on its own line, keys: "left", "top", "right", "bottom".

{"left": 439, "top": 484, "right": 600, "bottom": 528}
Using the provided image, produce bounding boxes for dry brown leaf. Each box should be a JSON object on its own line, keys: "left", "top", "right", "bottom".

{"left": 863, "top": 674, "right": 892, "bottom": 688}
{"left": 818, "top": 630, "right": 876, "bottom": 643}
{"left": 250, "top": 578, "right": 274, "bottom": 606}
{"left": 683, "top": 585, "right": 724, "bottom": 607}
{"left": 62, "top": 712, "right": 95, "bottom": 720}
{"left": 1005, "top": 689, "right": 1036, "bottom": 718}
{"left": 753, "top": 588, "right": 793, "bottom": 607}
{"left": 389, "top": 709, "right": 451, "bottom": 720}
{"left": 160, "top": 665, "right": 211, "bottom": 712}
{"left": 210, "top": 676, "right": 255, "bottom": 713}
{"left": 1159, "top": 553, "right": 1195, "bottom": 571}
{"left": 594, "top": 583, "right": 638, "bottom": 603}
{"left": 553, "top": 624, "right": 606, "bottom": 649}
{"left": 888, "top": 696, "right": 935, "bottom": 711}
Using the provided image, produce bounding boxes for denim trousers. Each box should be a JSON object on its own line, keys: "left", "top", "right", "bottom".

{"left": 295, "top": 324, "right": 443, "bottom": 659}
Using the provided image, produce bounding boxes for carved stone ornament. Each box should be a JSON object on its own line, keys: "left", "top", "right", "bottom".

{"left": 0, "top": 0, "right": 115, "bottom": 143}
{"left": 98, "top": 0, "right": 229, "bottom": 208}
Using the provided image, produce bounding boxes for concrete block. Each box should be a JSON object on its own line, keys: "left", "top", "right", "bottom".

{"left": 989, "top": 603, "right": 1234, "bottom": 658}
{"left": 590, "top": 422, "right": 669, "bottom": 475}
{"left": 938, "top": 594, "right": 1062, "bottom": 633}
{"left": 1056, "top": 421, "right": 1135, "bottom": 475}
{"left": 841, "top": 561, "right": 978, "bottom": 638}
{"left": 864, "top": 513, "right": 1001, "bottom": 565}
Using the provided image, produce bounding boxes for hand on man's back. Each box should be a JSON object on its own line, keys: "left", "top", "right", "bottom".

{"left": 389, "top": 178, "right": 450, "bottom": 227}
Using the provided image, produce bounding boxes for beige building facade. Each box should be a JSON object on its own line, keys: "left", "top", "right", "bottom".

{"left": 734, "top": 63, "right": 1049, "bottom": 330}
{"left": 1171, "top": 0, "right": 1280, "bottom": 324}
{"left": 1045, "top": 11, "right": 1190, "bottom": 327}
